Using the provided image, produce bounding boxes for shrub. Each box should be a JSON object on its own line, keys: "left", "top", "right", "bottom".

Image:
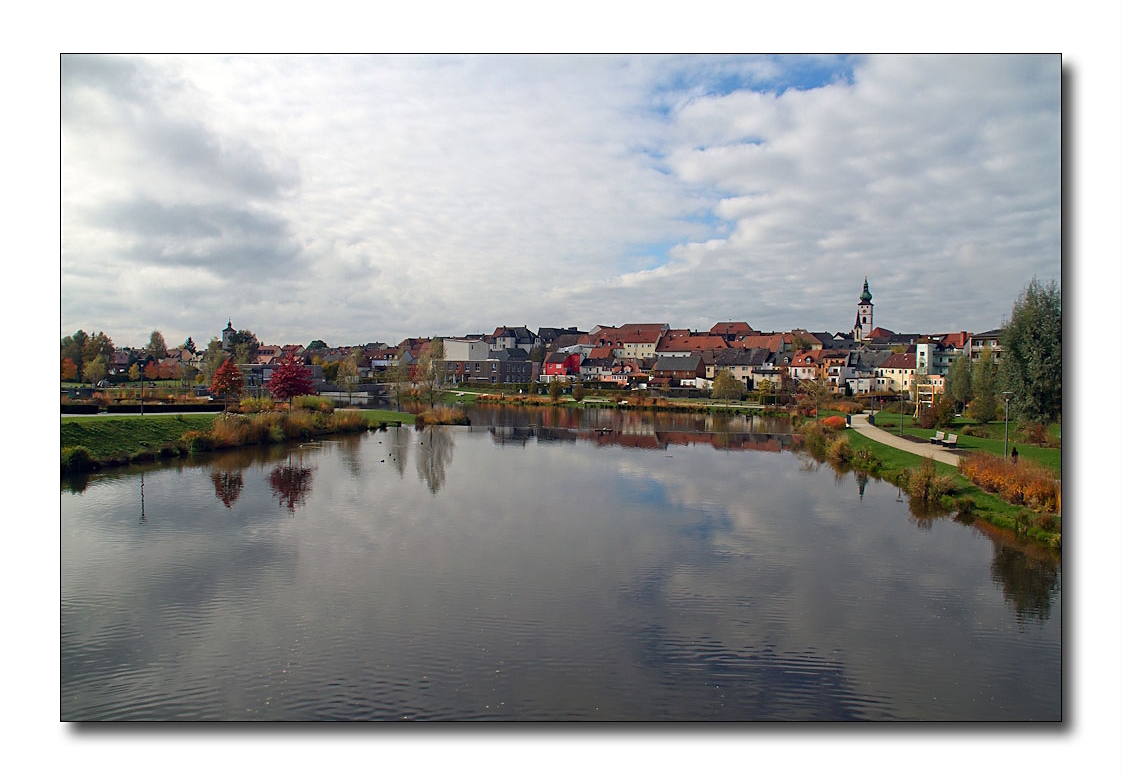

{"left": 897, "top": 458, "right": 956, "bottom": 503}
{"left": 961, "top": 425, "right": 990, "bottom": 438}
{"left": 61, "top": 446, "right": 94, "bottom": 473}
{"left": 239, "top": 396, "right": 275, "bottom": 414}
{"left": 825, "top": 436, "right": 853, "bottom": 465}
{"left": 1018, "top": 421, "right": 1052, "bottom": 447}
{"left": 820, "top": 415, "right": 847, "bottom": 431}
{"left": 182, "top": 430, "right": 214, "bottom": 453}
{"left": 293, "top": 395, "right": 334, "bottom": 413}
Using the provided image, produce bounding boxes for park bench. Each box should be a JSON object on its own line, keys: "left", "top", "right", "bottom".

{"left": 940, "top": 433, "right": 958, "bottom": 449}
{"left": 930, "top": 431, "right": 945, "bottom": 445}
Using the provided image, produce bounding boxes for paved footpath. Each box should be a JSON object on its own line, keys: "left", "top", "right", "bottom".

{"left": 847, "top": 411, "right": 964, "bottom": 467}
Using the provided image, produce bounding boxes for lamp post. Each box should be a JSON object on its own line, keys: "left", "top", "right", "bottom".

{"left": 1002, "top": 391, "right": 1013, "bottom": 458}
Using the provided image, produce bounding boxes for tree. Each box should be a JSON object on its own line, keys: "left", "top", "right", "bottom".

{"left": 321, "top": 360, "right": 341, "bottom": 384}
{"left": 210, "top": 357, "right": 244, "bottom": 411}
{"left": 82, "top": 354, "right": 107, "bottom": 386}
{"left": 712, "top": 369, "right": 746, "bottom": 401}
{"left": 572, "top": 382, "right": 586, "bottom": 402}
{"left": 230, "top": 330, "right": 260, "bottom": 363}
{"left": 967, "top": 347, "right": 998, "bottom": 422}
{"left": 143, "top": 361, "right": 160, "bottom": 381}
{"left": 83, "top": 331, "right": 114, "bottom": 367}
{"left": 180, "top": 336, "right": 197, "bottom": 354}
{"left": 998, "top": 277, "right": 1062, "bottom": 424}
{"left": 382, "top": 355, "right": 410, "bottom": 405}
{"left": 200, "top": 339, "right": 226, "bottom": 383}
{"left": 61, "top": 330, "right": 89, "bottom": 376}
{"left": 267, "top": 355, "right": 314, "bottom": 405}
{"left": 307, "top": 339, "right": 328, "bottom": 351}
{"left": 415, "top": 339, "right": 445, "bottom": 407}
{"left": 61, "top": 357, "right": 79, "bottom": 382}
{"left": 549, "top": 379, "right": 563, "bottom": 403}
{"left": 128, "top": 363, "right": 141, "bottom": 382}
{"left": 947, "top": 351, "right": 974, "bottom": 412}
{"left": 147, "top": 330, "right": 168, "bottom": 358}
{"left": 337, "top": 355, "right": 360, "bottom": 404}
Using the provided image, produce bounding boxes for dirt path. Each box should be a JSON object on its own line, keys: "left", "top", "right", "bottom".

{"left": 848, "top": 411, "right": 963, "bottom": 467}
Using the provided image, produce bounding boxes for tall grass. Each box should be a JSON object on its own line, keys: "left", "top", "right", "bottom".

{"left": 958, "top": 452, "right": 1060, "bottom": 513}
{"left": 894, "top": 458, "right": 956, "bottom": 503}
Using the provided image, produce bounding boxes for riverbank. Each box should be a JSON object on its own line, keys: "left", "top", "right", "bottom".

{"left": 61, "top": 408, "right": 414, "bottom": 473}
{"left": 814, "top": 415, "right": 1062, "bottom": 551}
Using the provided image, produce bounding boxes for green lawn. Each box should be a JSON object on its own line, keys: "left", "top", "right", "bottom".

{"left": 871, "top": 413, "right": 1060, "bottom": 475}
{"left": 62, "top": 408, "right": 415, "bottom": 462}
{"left": 61, "top": 414, "right": 218, "bottom": 460}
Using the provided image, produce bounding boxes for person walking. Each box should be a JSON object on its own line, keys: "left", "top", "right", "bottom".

{"left": 1011, "top": 446, "right": 1019, "bottom": 465}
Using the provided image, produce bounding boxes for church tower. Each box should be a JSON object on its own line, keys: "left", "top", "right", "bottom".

{"left": 221, "top": 319, "right": 236, "bottom": 352}
{"left": 853, "top": 277, "right": 874, "bottom": 341}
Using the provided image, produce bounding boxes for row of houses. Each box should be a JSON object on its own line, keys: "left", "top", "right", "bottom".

{"left": 101, "top": 309, "right": 1005, "bottom": 400}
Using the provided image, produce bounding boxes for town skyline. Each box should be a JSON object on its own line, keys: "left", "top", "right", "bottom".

{"left": 62, "top": 54, "right": 1060, "bottom": 349}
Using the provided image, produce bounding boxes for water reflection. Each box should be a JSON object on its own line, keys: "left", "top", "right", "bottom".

{"left": 61, "top": 409, "right": 1061, "bottom": 720}
{"left": 416, "top": 426, "right": 455, "bottom": 495}
{"left": 268, "top": 460, "right": 316, "bottom": 514}
{"left": 990, "top": 544, "right": 1061, "bottom": 624}
{"left": 210, "top": 470, "right": 245, "bottom": 509}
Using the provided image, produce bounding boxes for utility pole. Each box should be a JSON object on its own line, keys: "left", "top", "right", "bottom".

{"left": 1002, "top": 391, "right": 1013, "bottom": 457}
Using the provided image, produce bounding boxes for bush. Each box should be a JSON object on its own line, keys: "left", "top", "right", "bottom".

{"left": 896, "top": 458, "right": 956, "bottom": 503}
{"left": 826, "top": 436, "right": 853, "bottom": 465}
{"left": 293, "top": 395, "right": 334, "bottom": 413}
{"left": 182, "top": 430, "right": 214, "bottom": 452}
{"left": 239, "top": 396, "right": 275, "bottom": 413}
{"left": 961, "top": 425, "right": 990, "bottom": 438}
{"left": 61, "top": 446, "right": 94, "bottom": 473}
{"left": 1018, "top": 421, "right": 1052, "bottom": 447}
{"left": 820, "top": 415, "right": 847, "bottom": 431}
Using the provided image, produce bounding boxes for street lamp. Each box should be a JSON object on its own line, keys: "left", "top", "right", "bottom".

{"left": 1002, "top": 391, "right": 1013, "bottom": 458}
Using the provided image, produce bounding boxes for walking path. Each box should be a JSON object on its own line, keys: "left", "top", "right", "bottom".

{"left": 848, "top": 411, "right": 963, "bottom": 467}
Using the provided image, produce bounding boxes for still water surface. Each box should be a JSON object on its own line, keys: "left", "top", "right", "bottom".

{"left": 61, "top": 407, "right": 1061, "bottom": 720}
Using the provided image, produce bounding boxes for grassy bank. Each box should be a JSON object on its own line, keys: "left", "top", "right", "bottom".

{"left": 838, "top": 427, "right": 1061, "bottom": 549}
{"left": 62, "top": 408, "right": 414, "bottom": 473}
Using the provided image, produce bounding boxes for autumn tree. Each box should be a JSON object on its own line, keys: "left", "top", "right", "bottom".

{"left": 712, "top": 369, "right": 746, "bottom": 401}
{"left": 382, "top": 355, "right": 410, "bottom": 405}
{"left": 549, "top": 379, "right": 564, "bottom": 403}
{"left": 128, "top": 363, "right": 141, "bottom": 382}
{"left": 147, "top": 330, "right": 168, "bottom": 358}
{"left": 83, "top": 331, "right": 114, "bottom": 367}
{"left": 144, "top": 361, "right": 160, "bottom": 381}
{"left": 267, "top": 355, "right": 315, "bottom": 406}
{"left": 210, "top": 357, "right": 244, "bottom": 411}
{"left": 61, "top": 357, "right": 79, "bottom": 382}
{"left": 997, "top": 277, "right": 1062, "bottom": 424}
{"left": 415, "top": 339, "right": 446, "bottom": 407}
{"left": 82, "top": 354, "right": 108, "bottom": 386}
{"left": 337, "top": 353, "right": 360, "bottom": 404}
{"left": 61, "top": 330, "right": 89, "bottom": 376}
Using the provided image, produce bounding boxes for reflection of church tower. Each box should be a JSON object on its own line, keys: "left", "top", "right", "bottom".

{"left": 221, "top": 319, "right": 236, "bottom": 352}
{"left": 853, "top": 277, "right": 874, "bottom": 341}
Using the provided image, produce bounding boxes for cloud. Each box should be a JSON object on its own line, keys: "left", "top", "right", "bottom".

{"left": 61, "top": 54, "right": 1059, "bottom": 347}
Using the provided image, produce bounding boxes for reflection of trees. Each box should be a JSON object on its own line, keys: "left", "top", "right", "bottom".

{"left": 990, "top": 544, "right": 1060, "bottom": 624}
{"left": 387, "top": 426, "right": 410, "bottom": 478}
{"left": 416, "top": 426, "right": 455, "bottom": 495}
{"left": 210, "top": 470, "right": 244, "bottom": 508}
{"left": 269, "top": 461, "right": 315, "bottom": 514}
{"left": 337, "top": 434, "right": 363, "bottom": 477}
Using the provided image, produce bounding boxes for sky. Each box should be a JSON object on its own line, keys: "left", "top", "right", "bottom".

{"left": 60, "top": 53, "right": 1062, "bottom": 349}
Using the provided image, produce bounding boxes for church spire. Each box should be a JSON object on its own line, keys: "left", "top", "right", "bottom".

{"left": 859, "top": 276, "right": 872, "bottom": 303}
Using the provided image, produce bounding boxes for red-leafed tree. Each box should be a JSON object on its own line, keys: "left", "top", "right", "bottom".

{"left": 61, "top": 357, "right": 79, "bottom": 382}
{"left": 210, "top": 357, "right": 244, "bottom": 411}
{"left": 267, "top": 354, "right": 315, "bottom": 406}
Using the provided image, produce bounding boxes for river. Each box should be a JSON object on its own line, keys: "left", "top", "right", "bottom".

{"left": 60, "top": 406, "right": 1061, "bottom": 720}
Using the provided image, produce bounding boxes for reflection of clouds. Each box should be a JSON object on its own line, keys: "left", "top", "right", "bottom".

{"left": 62, "top": 427, "right": 1062, "bottom": 720}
